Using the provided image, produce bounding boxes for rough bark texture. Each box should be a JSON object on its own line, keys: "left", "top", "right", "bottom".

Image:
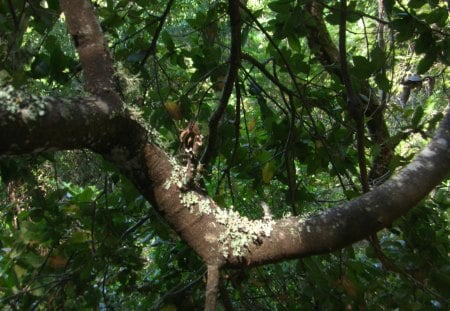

{"left": 60, "top": 0, "right": 122, "bottom": 105}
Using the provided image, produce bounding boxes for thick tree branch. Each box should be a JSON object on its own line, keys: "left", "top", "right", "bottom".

{"left": 60, "top": 0, "right": 122, "bottom": 106}
{"left": 2, "top": 88, "right": 449, "bottom": 271}
{"left": 0, "top": 88, "right": 144, "bottom": 155}
{"left": 201, "top": 0, "right": 241, "bottom": 165}
{"left": 227, "top": 106, "right": 450, "bottom": 266}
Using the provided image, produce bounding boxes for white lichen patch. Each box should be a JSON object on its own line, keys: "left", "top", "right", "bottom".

{"left": 163, "top": 156, "right": 189, "bottom": 190}
{"left": 162, "top": 147, "right": 276, "bottom": 258}
{"left": 179, "top": 191, "right": 212, "bottom": 214}
{"left": 214, "top": 207, "right": 274, "bottom": 257}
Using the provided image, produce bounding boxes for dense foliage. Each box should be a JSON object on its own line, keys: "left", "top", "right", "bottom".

{"left": 0, "top": 0, "right": 449, "bottom": 309}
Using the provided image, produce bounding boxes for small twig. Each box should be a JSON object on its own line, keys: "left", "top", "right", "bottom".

{"left": 120, "top": 215, "right": 151, "bottom": 240}
{"left": 242, "top": 53, "right": 296, "bottom": 98}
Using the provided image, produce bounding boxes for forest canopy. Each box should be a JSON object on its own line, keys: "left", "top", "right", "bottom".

{"left": 0, "top": 0, "right": 449, "bottom": 310}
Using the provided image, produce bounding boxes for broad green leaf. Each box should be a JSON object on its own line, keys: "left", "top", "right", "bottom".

{"left": 162, "top": 31, "right": 175, "bottom": 52}
{"left": 352, "top": 56, "right": 373, "bottom": 79}
{"left": 325, "top": 10, "right": 340, "bottom": 25}
{"left": 417, "top": 52, "right": 436, "bottom": 74}
{"left": 268, "top": 0, "right": 293, "bottom": 13}
{"left": 414, "top": 32, "right": 433, "bottom": 54}
{"left": 375, "top": 72, "right": 390, "bottom": 91}
{"left": 408, "top": 0, "right": 426, "bottom": 9}
{"left": 370, "top": 46, "right": 386, "bottom": 71}
{"left": 411, "top": 105, "right": 424, "bottom": 128}
{"left": 390, "top": 17, "right": 416, "bottom": 41}
{"left": 423, "top": 7, "right": 448, "bottom": 27}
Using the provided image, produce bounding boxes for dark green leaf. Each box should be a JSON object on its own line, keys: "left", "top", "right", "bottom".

{"left": 417, "top": 52, "right": 436, "bottom": 74}
{"left": 325, "top": 11, "right": 340, "bottom": 25}
{"left": 383, "top": 0, "right": 394, "bottom": 15}
{"left": 414, "top": 32, "right": 434, "bottom": 54}
{"left": 268, "top": 0, "right": 293, "bottom": 13}
{"left": 423, "top": 7, "right": 449, "bottom": 27}
{"left": 408, "top": 0, "right": 426, "bottom": 9}
{"left": 370, "top": 46, "right": 386, "bottom": 71}
{"left": 352, "top": 56, "right": 373, "bottom": 79}
{"left": 162, "top": 31, "right": 175, "bottom": 51}
{"left": 390, "top": 17, "right": 416, "bottom": 41}
{"left": 375, "top": 72, "right": 390, "bottom": 91}
{"left": 411, "top": 105, "right": 424, "bottom": 128}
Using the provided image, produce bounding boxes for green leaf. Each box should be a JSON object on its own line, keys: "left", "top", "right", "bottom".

{"left": 417, "top": 52, "right": 436, "bottom": 74}
{"left": 268, "top": 0, "right": 293, "bottom": 13}
{"left": 68, "top": 231, "right": 91, "bottom": 244}
{"left": 408, "top": 0, "right": 426, "bottom": 9}
{"left": 375, "top": 72, "right": 390, "bottom": 91}
{"left": 30, "top": 54, "right": 50, "bottom": 78}
{"left": 325, "top": 10, "right": 340, "bottom": 25}
{"left": 424, "top": 7, "right": 449, "bottom": 27}
{"left": 411, "top": 105, "right": 424, "bottom": 128}
{"left": 262, "top": 161, "right": 276, "bottom": 183}
{"left": 352, "top": 56, "right": 373, "bottom": 79}
{"left": 347, "top": 1, "right": 360, "bottom": 22}
{"left": 414, "top": 32, "right": 434, "bottom": 54}
{"left": 383, "top": 0, "right": 394, "bottom": 15}
{"left": 161, "top": 31, "right": 175, "bottom": 51}
{"left": 390, "top": 17, "right": 416, "bottom": 41}
{"left": 370, "top": 46, "right": 386, "bottom": 71}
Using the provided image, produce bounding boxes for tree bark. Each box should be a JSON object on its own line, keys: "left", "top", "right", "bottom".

{"left": 1, "top": 88, "right": 449, "bottom": 269}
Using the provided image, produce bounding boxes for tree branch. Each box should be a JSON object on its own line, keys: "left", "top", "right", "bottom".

{"left": 226, "top": 105, "right": 450, "bottom": 266}
{"left": 0, "top": 88, "right": 144, "bottom": 155}
{"left": 59, "top": 0, "right": 122, "bottom": 106}
{"left": 1, "top": 90, "right": 449, "bottom": 282}
{"left": 139, "top": 0, "right": 175, "bottom": 67}
{"left": 241, "top": 53, "right": 295, "bottom": 97}
{"left": 201, "top": 0, "right": 241, "bottom": 165}
{"left": 205, "top": 265, "right": 220, "bottom": 311}
{"left": 305, "top": 0, "right": 392, "bottom": 181}
{"left": 338, "top": 0, "right": 369, "bottom": 192}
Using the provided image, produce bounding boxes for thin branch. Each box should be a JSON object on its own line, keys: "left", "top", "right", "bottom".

{"left": 139, "top": 0, "right": 175, "bottom": 67}
{"left": 338, "top": 0, "right": 370, "bottom": 192}
{"left": 201, "top": 0, "right": 242, "bottom": 165}
{"left": 242, "top": 53, "right": 296, "bottom": 98}
{"left": 6, "top": 0, "right": 18, "bottom": 30}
